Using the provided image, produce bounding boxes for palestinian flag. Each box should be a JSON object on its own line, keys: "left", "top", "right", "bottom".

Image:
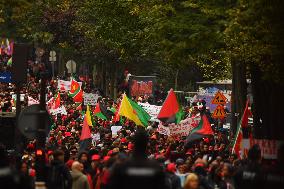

{"left": 69, "top": 78, "right": 83, "bottom": 102}
{"left": 118, "top": 94, "right": 150, "bottom": 127}
{"left": 157, "top": 89, "right": 184, "bottom": 124}
{"left": 231, "top": 100, "right": 250, "bottom": 158}
{"left": 79, "top": 116, "right": 92, "bottom": 152}
{"left": 94, "top": 102, "right": 112, "bottom": 120}
{"left": 185, "top": 114, "right": 213, "bottom": 143}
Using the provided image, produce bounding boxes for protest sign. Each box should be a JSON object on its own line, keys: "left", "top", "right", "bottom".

{"left": 84, "top": 93, "right": 99, "bottom": 105}
{"left": 157, "top": 124, "right": 170, "bottom": 136}
{"left": 158, "top": 116, "right": 200, "bottom": 137}
{"left": 50, "top": 106, "right": 67, "bottom": 115}
{"left": 139, "top": 103, "right": 161, "bottom": 122}
{"left": 111, "top": 126, "right": 122, "bottom": 138}
{"left": 168, "top": 116, "right": 200, "bottom": 138}
{"left": 58, "top": 80, "right": 82, "bottom": 91}
{"left": 241, "top": 139, "right": 283, "bottom": 159}
{"left": 92, "top": 133, "right": 100, "bottom": 143}
{"left": 28, "top": 96, "right": 39, "bottom": 106}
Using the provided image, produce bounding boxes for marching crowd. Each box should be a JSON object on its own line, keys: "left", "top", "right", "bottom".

{"left": 0, "top": 51, "right": 284, "bottom": 189}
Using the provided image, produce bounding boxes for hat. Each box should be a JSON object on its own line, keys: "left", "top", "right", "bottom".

{"left": 107, "top": 150, "right": 113, "bottom": 156}
{"left": 66, "top": 159, "right": 74, "bottom": 169}
{"left": 92, "top": 154, "right": 101, "bottom": 161}
{"left": 128, "top": 143, "right": 134, "bottom": 151}
{"left": 175, "top": 158, "right": 185, "bottom": 166}
{"left": 186, "top": 149, "right": 193, "bottom": 155}
{"left": 167, "top": 163, "right": 176, "bottom": 173}
{"left": 120, "top": 138, "right": 127, "bottom": 143}
{"left": 103, "top": 156, "right": 111, "bottom": 162}
{"left": 47, "top": 150, "right": 53, "bottom": 156}
{"left": 65, "top": 132, "right": 71, "bottom": 137}
{"left": 203, "top": 138, "right": 209, "bottom": 143}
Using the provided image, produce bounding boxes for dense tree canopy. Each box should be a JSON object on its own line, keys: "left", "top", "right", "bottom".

{"left": 1, "top": 0, "right": 283, "bottom": 89}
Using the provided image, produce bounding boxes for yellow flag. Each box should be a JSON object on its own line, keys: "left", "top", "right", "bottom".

{"left": 86, "top": 105, "right": 93, "bottom": 126}
{"left": 118, "top": 94, "right": 143, "bottom": 126}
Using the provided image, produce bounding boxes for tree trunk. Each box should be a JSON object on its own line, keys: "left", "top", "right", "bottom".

{"left": 231, "top": 58, "right": 247, "bottom": 134}
{"left": 250, "top": 64, "right": 284, "bottom": 139}
{"left": 174, "top": 69, "right": 179, "bottom": 90}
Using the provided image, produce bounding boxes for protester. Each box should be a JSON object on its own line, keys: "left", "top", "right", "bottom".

{"left": 108, "top": 129, "right": 167, "bottom": 189}
{"left": 46, "top": 150, "right": 72, "bottom": 189}
{"left": 0, "top": 50, "right": 283, "bottom": 189}
{"left": 71, "top": 161, "right": 90, "bottom": 189}
{"left": 184, "top": 173, "right": 199, "bottom": 189}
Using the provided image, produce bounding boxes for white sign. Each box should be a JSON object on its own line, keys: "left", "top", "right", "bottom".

{"left": 111, "top": 126, "right": 122, "bottom": 138}
{"left": 157, "top": 124, "right": 170, "bottom": 136}
{"left": 57, "top": 80, "right": 82, "bottom": 91}
{"left": 139, "top": 103, "right": 162, "bottom": 122}
{"left": 28, "top": 96, "right": 39, "bottom": 106}
{"left": 157, "top": 116, "right": 201, "bottom": 138}
{"left": 84, "top": 93, "right": 99, "bottom": 106}
{"left": 50, "top": 106, "right": 67, "bottom": 115}
{"left": 92, "top": 133, "right": 100, "bottom": 143}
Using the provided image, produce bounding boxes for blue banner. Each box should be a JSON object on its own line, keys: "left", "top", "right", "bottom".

{"left": 0, "top": 72, "right": 12, "bottom": 83}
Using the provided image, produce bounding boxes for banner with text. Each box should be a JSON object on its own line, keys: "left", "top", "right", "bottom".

{"left": 50, "top": 106, "right": 67, "bottom": 115}
{"left": 241, "top": 139, "right": 284, "bottom": 159}
{"left": 84, "top": 93, "right": 99, "bottom": 106}
{"left": 58, "top": 80, "right": 82, "bottom": 91}
{"left": 158, "top": 116, "right": 200, "bottom": 138}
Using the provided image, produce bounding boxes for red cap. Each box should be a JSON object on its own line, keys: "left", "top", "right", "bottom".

{"left": 107, "top": 150, "right": 113, "bottom": 156}
{"left": 65, "top": 132, "right": 71, "bottom": 137}
{"left": 103, "top": 156, "right": 111, "bottom": 162}
{"left": 66, "top": 160, "right": 74, "bottom": 169}
{"left": 203, "top": 138, "right": 209, "bottom": 143}
{"left": 167, "top": 163, "right": 176, "bottom": 173}
{"left": 128, "top": 143, "right": 134, "bottom": 151}
{"left": 92, "top": 154, "right": 101, "bottom": 161}
{"left": 47, "top": 150, "right": 53, "bottom": 156}
{"left": 121, "top": 138, "right": 127, "bottom": 143}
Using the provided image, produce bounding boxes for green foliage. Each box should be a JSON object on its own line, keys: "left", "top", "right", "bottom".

{"left": 6, "top": 0, "right": 284, "bottom": 87}
{"left": 225, "top": 0, "right": 284, "bottom": 83}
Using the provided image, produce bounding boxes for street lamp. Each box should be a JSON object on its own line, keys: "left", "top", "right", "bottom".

{"left": 49, "top": 50, "right": 56, "bottom": 78}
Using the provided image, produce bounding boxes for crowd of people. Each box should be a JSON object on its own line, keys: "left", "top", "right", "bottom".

{"left": 0, "top": 47, "right": 284, "bottom": 189}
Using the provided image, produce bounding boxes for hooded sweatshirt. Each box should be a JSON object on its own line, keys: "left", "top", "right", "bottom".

{"left": 71, "top": 170, "right": 90, "bottom": 189}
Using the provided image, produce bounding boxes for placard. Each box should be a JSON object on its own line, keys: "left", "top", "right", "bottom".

{"left": 157, "top": 116, "right": 200, "bottom": 137}
{"left": 49, "top": 106, "right": 67, "bottom": 115}
{"left": 139, "top": 103, "right": 161, "bottom": 122}
{"left": 84, "top": 93, "right": 99, "bottom": 105}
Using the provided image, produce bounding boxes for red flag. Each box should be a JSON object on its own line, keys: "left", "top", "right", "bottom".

{"left": 113, "top": 103, "right": 121, "bottom": 123}
{"left": 80, "top": 117, "right": 91, "bottom": 141}
{"left": 54, "top": 92, "right": 61, "bottom": 109}
{"left": 232, "top": 100, "right": 250, "bottom": 158}
{"left": 157, "top": 89, "right": 183, "bottom": 123}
